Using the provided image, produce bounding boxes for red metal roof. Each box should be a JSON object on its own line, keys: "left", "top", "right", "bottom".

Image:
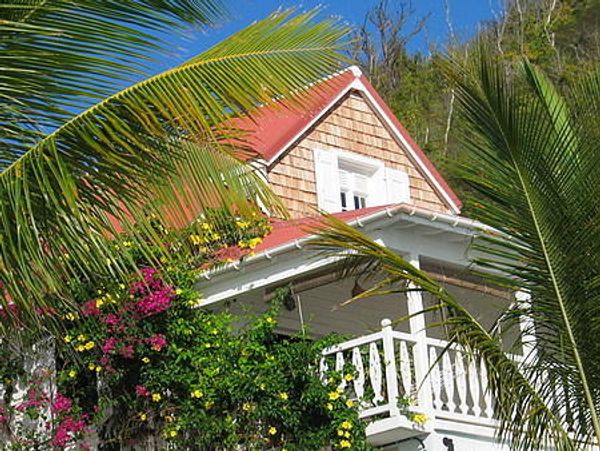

{"left": 254, "top": 205, "right": 392, "bottom": 253}
{"left": 228, "top": 67, "right": 462, "bottom": 211}
{"left": 207, "top": 205, "right": 395, "bottom": 265}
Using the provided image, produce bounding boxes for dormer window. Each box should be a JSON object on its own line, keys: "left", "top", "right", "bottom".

{"left": 313, "top": 149, "right": 410, "bottom": 213}
{"left": 339, "top": 165, "right": 368, "bottom": 211}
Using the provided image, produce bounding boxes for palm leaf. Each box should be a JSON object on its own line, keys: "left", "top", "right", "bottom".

{"left": 313, "top": 47, "right": 600, "bottom": 449}
{"left": 0, "top": 0, "right": 226, "bottom": 163}
{"left": 0, "top": 9, "right": 351, "bottom": 332}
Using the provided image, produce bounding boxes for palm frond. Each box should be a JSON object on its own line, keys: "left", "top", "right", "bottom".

{"left": 312, "top": 215, "right": 574, "bottom": 450}
{"left": 313, "top": 46, "right": 600, "bottom": 449}
{"left": 0, "top": 9, "right": 351, "bottom": 332}
{"left": 0, "top": 0, "right": 226, "bottom": 162}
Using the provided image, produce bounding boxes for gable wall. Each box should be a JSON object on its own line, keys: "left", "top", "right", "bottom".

{"left": 268, "top": 92, "right": 448, "bottom": 218}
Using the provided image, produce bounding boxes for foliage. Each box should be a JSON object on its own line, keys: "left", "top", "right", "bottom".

{"left": 313, "top": 49, "right": 600, "bottom": 450}
{"left": 354, "top": 0, "right": 600, "bottom": 203}
{"left": 0, "top": 2, "right": 350, "bottom": 334}
{"left": 0, "top": 220, "right": 371, "bottom": 450}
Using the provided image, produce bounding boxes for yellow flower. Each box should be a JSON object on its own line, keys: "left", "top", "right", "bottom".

{"left": 345, "top": 399, "right": 354, "bottom": 408}
{"left": 119, "top": 284, "right": 126, "bottom": 290}
{"left": 341, "top": 420, "right": 352, "bottom": 430}
{"left": 142, "top": 357, "right": 150, "bottom": 364}
{"left": 326, "top": 403, "right": 333, "bottom": 411}
{"left": 77, "top": 334, "right": 87, "bottom": 342}
{"left": 339, "top": 439, "right": 351, "bottom": 448}
{"left": 63, "top": 335, "right": 72, "bottom": 343}
{"left": 344, "top": 373, "right": 354, "bottom": 382}
{"left": 344, "top": 431, "right": 350, "bottom": 438}
{"left": 242, "top": 402, "right": 253, "bottom": 412}
{"left": 175, "top": 289, "right": 183, "bottom": 295}
{"left": 84, "top": 341, "right": 95, "bottom": 350}
{"left": 412, "top": 413, "right": 428, "bottom": 425}
{"left": 95, "top": 366, "right": 102, "bottom": 373}
{"left": 76, "top": 345, "right": 85, "bottom": 352}
{"left": 96, "top": 298, "right": 104, "bottom": 308}
{"left": 265, "top": 317, "right": 276, "bottom": 325}
{"left": 65, "top": 312, "right": 77, "bottom": 321}
{"left": 169, "top": 430, "right": 177, "bottom": 438}
{"left": 268, "top": 426, "right": 277, "bottom": 436}
{"left": 259, "top": 383, "right": 266, "bottom": 391}
{"left": 139, "top": 412, "right": 147, "bottom": 421}
{"left": 191, "top": 389, "right": 203, "bottom": 399}
{"left": 152, "top": 393, "right": 161, "bottom": 402}
{"left": 328, "top": 391, "right": 341, "bottom": 401}
{"left": 204, "top": 400, "right": 214, "bottom": 409}
{"left": 278, "top": 392, "right": 288, "bottom": 401}
{"left": 88, "top": 363, "right": 96, "bottom": 371}
{"left": 337, "top": 429, "right": 345, "bottom": 437}
{"left": 68, "top": 369, "right": 77, "bottom": 379}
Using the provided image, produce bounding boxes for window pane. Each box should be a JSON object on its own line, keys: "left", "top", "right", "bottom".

{"left": 353, "top": 195, "right": 360, "bottom": 210}
{"left": 340, "top": 192, "right": 347, "bottom": 210}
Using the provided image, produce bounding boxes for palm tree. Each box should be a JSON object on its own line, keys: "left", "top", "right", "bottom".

{"left": 312, "top": 50, "right": 600, "bottom": 450}
{"left": 0, "top": 1, "right": 350, "bottom": 331}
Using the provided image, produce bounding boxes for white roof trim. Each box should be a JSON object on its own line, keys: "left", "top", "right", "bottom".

{"left": 264, "top": 66, "right": 461, "bottom": 214}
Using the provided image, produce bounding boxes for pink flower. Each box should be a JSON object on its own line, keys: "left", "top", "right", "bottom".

{"left": 81, "top": 299, "right": 100, "bottom": 317}
{"left": 51, "top": 416, "right": 86, "bottom": 447}
{"left": 146, "top": 334, "right": 167, "bottom": 352}
{"left": 135, "top": 385, "right": 150, "bottom": 397}
{"left": 101, "top": 337, "right": 118, "bottom": 354}
{"left": 51, "top": 393, "right": 72, "bottom": 414}
{"left": 102, "top": 314, "right": 120, "bottom": 326}
{"left": 134, "top": 288, "right": 173, "bottom": 318}
{"left": 119, "top": 345, "right": 134, "bottom": 359}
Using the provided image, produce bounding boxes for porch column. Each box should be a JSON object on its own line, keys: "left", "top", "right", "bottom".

{"left": 407, "top": 254, "right": 434, "bottom": 416}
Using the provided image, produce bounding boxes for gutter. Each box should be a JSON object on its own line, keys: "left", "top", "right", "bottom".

{"left": 201, "top": 205, "right": 495, "bottom": 281}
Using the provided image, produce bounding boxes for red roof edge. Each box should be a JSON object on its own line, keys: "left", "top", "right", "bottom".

{"left": 357, "top": 73, "right": 463, "bottom": 211}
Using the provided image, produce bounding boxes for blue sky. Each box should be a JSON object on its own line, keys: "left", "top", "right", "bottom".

{"left": 154, "top": 0, "right": 498, "bottom": 73}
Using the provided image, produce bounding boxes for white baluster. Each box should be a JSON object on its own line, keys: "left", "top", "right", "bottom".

{"left": 352, "top": 347, "right": 365, "bottom": 402}
{"left": 480, "top": 358, "right": 494, "bottom": 418}
{"left": 429, "top": 347, "right": 442, "bottom": 410}
{"left": 442, "top": 351, "right": 456, "bottom": 412}
{"left": 455, "top": 350, "right": 468, "bottom": 414}
{"left": 369, "top": 342, "right": 384, "bottom": 404}
{"left": 468, "top": 358, "right": 482, "bottom": 417}
{"left": 399, "top": 341, "right": 412, "bottom": 397}
{"left": 319, "top": 357, "right": 328, "bottom": 383}
{"left": 336, "top": 352, "right": 346, "bottom": 389}
{"left": 381, "top": 319, "right": 400, "bottom": 416}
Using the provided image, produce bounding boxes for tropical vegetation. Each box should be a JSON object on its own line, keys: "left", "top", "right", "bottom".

{"left": 314, "top": 47, "right": 600, "bottom": 450}
{"left": 0, "top": 1, "right": 350, "bottom": 333}
{"left": 0, "top": 218, "right": 370, "bottom": 449}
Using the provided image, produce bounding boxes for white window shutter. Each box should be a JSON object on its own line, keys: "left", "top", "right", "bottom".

{"left": 385, "top": 167, "right": 410, "bottom": 204}
{"left": 313, "top": 149, "right": 341, "bottom": 212}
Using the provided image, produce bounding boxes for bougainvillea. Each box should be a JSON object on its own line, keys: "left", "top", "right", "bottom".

{"left": 0, "top": 213, "right": 372, "bottom": 449}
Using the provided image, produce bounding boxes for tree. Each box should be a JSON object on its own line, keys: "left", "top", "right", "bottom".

{"left": 312, "top": 48, "right": 600, "bottom": 450}
{"left": 0, "top": 2, "right": 350, "bottom": 332}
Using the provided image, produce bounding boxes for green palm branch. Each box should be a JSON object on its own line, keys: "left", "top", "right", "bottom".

{"left": 0, "top": 2, "right": 351, "bottom": 332}
{"left": 312, "top": 49, "right": 600, "bottom": 450}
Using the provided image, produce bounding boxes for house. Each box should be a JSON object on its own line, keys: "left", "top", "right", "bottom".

{"left": 197, "top": 66, "right": 524, "bottom": 450}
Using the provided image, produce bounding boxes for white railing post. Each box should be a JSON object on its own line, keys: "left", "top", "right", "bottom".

{"left": 381, "top": 318, "right": 400, "bottom": 416}
{"left": 407, "top": 254, "right": 434, "bottom": 417}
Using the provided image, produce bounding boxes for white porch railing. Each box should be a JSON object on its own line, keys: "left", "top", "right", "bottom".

{"left": 321, "top": 319, "right": 508, "bottom": 433}
{"left": 320, "top": 319, "right": 423, "bottom": 421}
